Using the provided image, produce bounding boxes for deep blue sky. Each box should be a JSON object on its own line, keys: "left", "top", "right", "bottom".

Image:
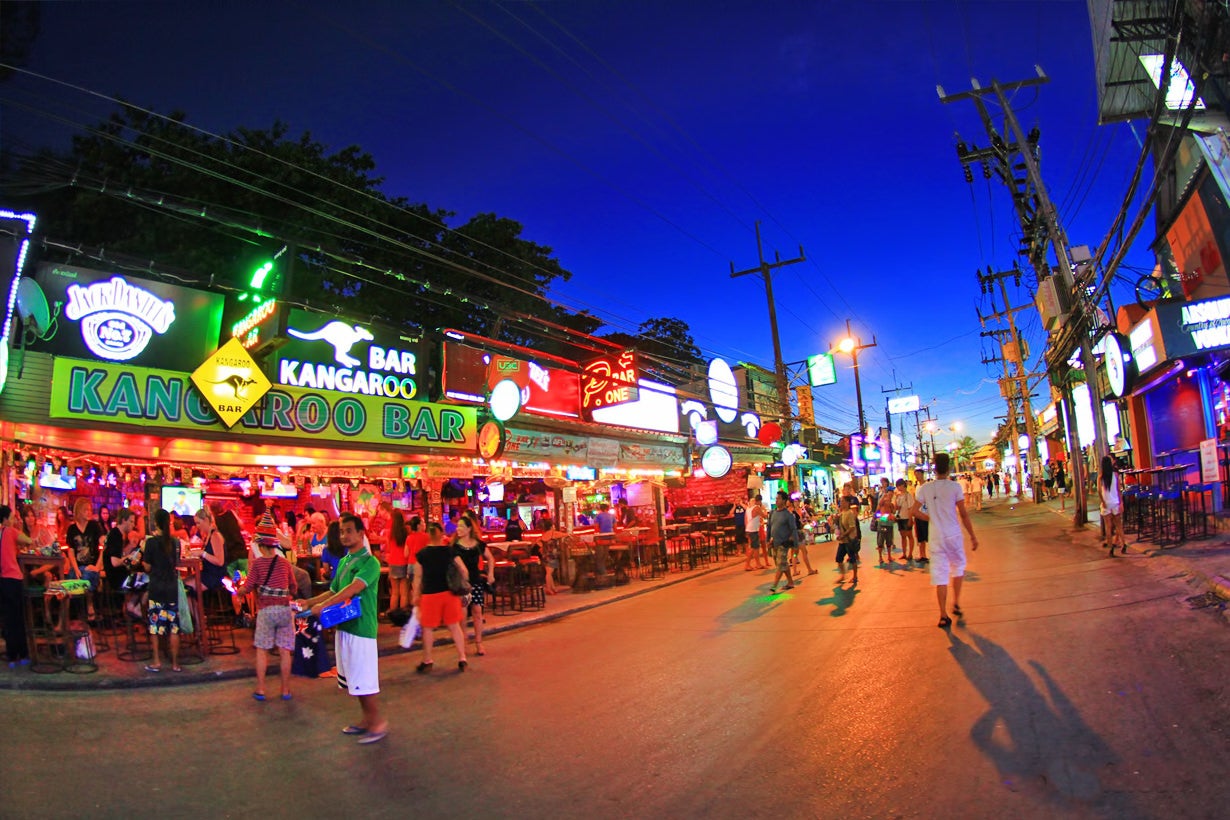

{"left": 1, "top": 0, "right": 1154, "bottom": 446}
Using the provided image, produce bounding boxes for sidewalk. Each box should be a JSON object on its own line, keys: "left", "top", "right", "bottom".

{"left": 990, "top": 490, "right": 1230, "bottom": 608}
{"left": 0, "top": 557, "right": 737, "bottom": 692}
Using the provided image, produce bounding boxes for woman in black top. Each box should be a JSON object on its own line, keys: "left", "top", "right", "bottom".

{"left": 66, "top": 498, "right": 105, "bottom": 588}
{"left": 141, "top": 509, "right": 181, "bottom": 673}
{"left": 454, "top": 512, "right": 495, "bottom": 656}
{"left": 411, "top": 523, "right": 470, "bottom": 672}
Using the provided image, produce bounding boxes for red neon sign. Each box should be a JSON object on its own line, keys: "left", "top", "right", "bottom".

{"left": 581, "top": 349, "right": 640, "bottom": 417}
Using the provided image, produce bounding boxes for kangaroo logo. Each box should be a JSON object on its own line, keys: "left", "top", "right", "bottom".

{"left": 212, "top": 374, "right": 258, "bottom": 399}
{"left": 287, "top": 321, "right": 374, "bottom": 367}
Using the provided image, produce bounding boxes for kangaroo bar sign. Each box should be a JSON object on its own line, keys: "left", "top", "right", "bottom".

{"left": 49, "top": 357, "right": 476, "bottom": 450}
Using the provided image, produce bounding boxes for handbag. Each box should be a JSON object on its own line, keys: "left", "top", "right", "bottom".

{"left": 446, "top": 551, "right": 470, "bottom": 596}
{"left": 176, "top": 577, "right": 194, "bottom": 634}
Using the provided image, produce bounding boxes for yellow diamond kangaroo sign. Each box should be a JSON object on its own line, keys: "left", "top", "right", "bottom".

{"left": 191, "top": 337, "right": 272, "bottom": 427}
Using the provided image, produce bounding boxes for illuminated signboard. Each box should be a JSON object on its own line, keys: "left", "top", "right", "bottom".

{"left": 274, "top": 308, "right": 420, "bottom": 401}
{"left": 1103, "top": 333, "right": 1133, "bottom": 398}
{"left": 581, "top": 349, "right": 639, "bottom": 416}
{"left": 190, "top": 338, "right": 273, "bottom": 427}
{"left": 1163, "top": 295, "right": 1230, "bottom": 356}
{"left": 49, "top": 357, "right": 476, "bottom": 449}
{"left": 230, "top": 297, "right": 288, "bottom": 357}
{"left": 440, "top": 339, "right": 580, "bottom": 419}
{"left": 807, "top": 353, "right": 837, "bottom": 387}
{"left": 887, "top": 395, "right": 920, "bottom": 414}
{"left": 592, "top": 379, "right": 680, "bottom": 434}
{"left": 29, "top": 263, "right": 223, "bottom": 371}
{"left": 1129, "top": 315, "right": 1159, "bottom": 374}
{"left": 700, "top": 445, "right": 732, "bottom": 478}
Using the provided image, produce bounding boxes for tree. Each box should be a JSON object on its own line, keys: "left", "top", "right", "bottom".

{"left": 603, "top": 316, "right": 703, "bottom": 384}
{"left": 7, "top": 105, "right": 582, "bottom": 345}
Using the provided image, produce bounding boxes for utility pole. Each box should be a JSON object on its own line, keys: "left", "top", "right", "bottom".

{"left": 837, "top": 319, "right": 877, "bottom": 487}
{"left": 730, "top": 221, "right": 805, "bottom": 433}
{"left": 977, "top": 263, "right": 1042, "bottom": 500}
{"left": 881, "top": 379, "right": 913, "bottom": 482}
{"left": 941, "top": 68, "right": 1107, "bottom": 526}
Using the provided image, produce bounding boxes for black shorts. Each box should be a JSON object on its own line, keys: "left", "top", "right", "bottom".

{"left": 835, "top": 540, "right": 860, "bottom": 564}
{"left": 914, "top": 519, "right": 929, "bottom": 542}
{"left": 896, "top": 518, "right": 910, "bottom": 533}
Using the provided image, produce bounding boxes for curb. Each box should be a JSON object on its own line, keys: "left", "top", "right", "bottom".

{"left": 1, "top": 562, "right": 736, "bottom": 693}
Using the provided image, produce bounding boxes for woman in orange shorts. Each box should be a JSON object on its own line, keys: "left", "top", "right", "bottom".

{"left": 410, "top": 523, "right": 469, "bottom": 673}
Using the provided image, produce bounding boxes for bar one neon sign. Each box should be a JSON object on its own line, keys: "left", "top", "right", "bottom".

{"left": 581, "top": 349, "right": 640, "bottom": 414}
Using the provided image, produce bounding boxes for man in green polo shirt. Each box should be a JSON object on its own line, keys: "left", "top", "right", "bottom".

{"left": 297, "top": 512, "right": 386, "bottom": 744}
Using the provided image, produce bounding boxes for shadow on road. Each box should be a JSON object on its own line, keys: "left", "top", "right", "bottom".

{"left": 946, "top": 630, "right": 1127, "bottom": 812}
{"left": 711, "top": 593, "right": 787, "bottom": 632}
{"left": 813, "top": 583, "right": 859, "bottom": 617}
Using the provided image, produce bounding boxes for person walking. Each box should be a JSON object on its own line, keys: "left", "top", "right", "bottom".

{"left": 834, "top": 496, "right": 860, "bottom": 584}
{"left": 1, "top": 505, "right": 33, "bottom": 667}
{"left": 874, "top": 486, "right": 895, "bottom": 565}
{"left": 970, "top": 473, "right": 984, "bottom": 511}
{"left": 1100, "top": 456, "right": 1126, "bottom": 556}
{"left": 787, "top": 499, "right": 817, "bottom": 576}
{"left": 234, "top": 513, "right": 297, "bottom": 701}
{"left": 911, "top": 453, "right": 978, "bottom": 628}
{"left": 911, "top": 468, "right": 930, "bottom": 566}
{"left": 767, "top": 491, "right": 799, "bottom": 593}
{"left": 410, "top": 523, "right": 469, "bottom": 673}
{"left": 1055, "top": 460, "right": 1068, "bottom": 511}
{"left": 744, "top": 494, "right": 765, "bottom": 571}
{"left": 894, "top": 478, "right": 916, "bottom": 563}
{"left": 454, "top": 512, "right": 494, "bottom": 656}
{"left": 296, "top": 513, "right": 386, "bottom": 744}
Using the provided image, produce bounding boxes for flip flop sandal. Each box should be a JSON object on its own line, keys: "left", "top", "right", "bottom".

{"left": 952, "top": 606, "right": 963, "bottom": 617}
{"left": 252, "top": 693, "right": 266, "bottom": 702}
{"left": 281, "top": 693, "right": 293, "bottom": 701}
{"left": 357, "top": 730, "right": 387, "bottom": 745}
{"left": 938, "top": 616, "right": 953, "bottom": 629}
{"left": 341, "top": 725, "right": 367, "bottom": 735}
{"left": 144, "top": 665, "right": 161, "bottom": 673}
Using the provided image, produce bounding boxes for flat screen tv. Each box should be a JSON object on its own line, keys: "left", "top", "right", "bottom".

{"left": 261, "top": 480, "right": 300, "bottom": 499}
{"left": 38, "top": 469, "right": 77, "bottom": 491}
{"left": 161, "top": 486, "right": 203, "bottom": 517}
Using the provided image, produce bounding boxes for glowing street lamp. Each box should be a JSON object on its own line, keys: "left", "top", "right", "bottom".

{"left": 833, "top": 320, "right": 876, "bottom": 485}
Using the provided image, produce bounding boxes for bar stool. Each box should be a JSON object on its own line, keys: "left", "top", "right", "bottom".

{"left": 1182, "top": 484, "right": 1214, "bottom": 540}
{"left": 24, "top": 585, "right": 65, "bottom": 674}
{"left": 62, "top": 590, "right": 97, "bottom": 674}
{"left": 203, "top": 587, "right": 239, "bottom": 655}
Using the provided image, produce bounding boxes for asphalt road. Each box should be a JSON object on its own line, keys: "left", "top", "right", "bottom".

{"left": 1, "top": 498, "right": 1227, "bottom": 819}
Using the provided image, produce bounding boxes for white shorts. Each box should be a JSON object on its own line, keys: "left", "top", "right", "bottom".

{"left": 334, "top": 632, "right": 380, "bottom": 697}
{"left": 928, "top": 538, "right": 967, "bottom": 585}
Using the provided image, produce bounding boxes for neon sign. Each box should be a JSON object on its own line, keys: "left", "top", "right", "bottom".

{"left": 276, "top": 310, "right": 418, "bottom": 400}
{"left": 63, "top": 276, "right": 175, "bottom": 361}
{"left": 582, "top": 349, "right": 640, "bottom": 415}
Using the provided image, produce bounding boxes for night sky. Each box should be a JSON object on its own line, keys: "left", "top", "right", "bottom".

{"left": 0, "top": 0, "right": 1154, "bottom": 446}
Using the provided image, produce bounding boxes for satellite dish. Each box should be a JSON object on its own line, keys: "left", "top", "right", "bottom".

{"left": 15, "top": 279, "right": 50, "bottom": 338}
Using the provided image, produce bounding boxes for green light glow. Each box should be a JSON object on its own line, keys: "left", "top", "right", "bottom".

{"left": 250, "top": 260, "right": 274, "bottom": 290}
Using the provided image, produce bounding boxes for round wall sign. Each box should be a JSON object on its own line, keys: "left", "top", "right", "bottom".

{"left": 489, "top": 378, "right": 522, "bottom": 421}
{"left": 707, "top": 358, "right": 739, "bottom": 423}
{"left": 700, "top": 445, "right": 732, "bottom": 478}
{"left": 1104, "top": 333, "right": 1132, "bottom": 398}
{"left": 477, "top": 420, "right": 506, "bottom": 460}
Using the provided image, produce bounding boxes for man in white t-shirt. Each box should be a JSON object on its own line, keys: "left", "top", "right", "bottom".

{"left": 911, "top": 453, "right": 978, "bottom": 628}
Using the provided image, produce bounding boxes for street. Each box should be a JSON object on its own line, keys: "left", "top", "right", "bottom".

{"left": 1, "top": 498, "right": 1227, "bottom": 819}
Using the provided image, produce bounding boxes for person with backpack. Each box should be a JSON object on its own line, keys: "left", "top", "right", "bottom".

{"left": 233, "top": 512, "right": 298, "bottom": 701}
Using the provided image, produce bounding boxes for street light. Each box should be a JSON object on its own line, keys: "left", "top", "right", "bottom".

{"left": 834, "top": 319, "right": 876, "bottom": 487}
{"left": 924, "top": 420, "right": 938, "bottom": 467}
{"left": 948, "top": 422, "right": 964, "bottom": 471}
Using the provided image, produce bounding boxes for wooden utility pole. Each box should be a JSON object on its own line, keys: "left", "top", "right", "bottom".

{"left": 730, "top": 221, "right": 805, "bottom": 433}
{"left": 941, "top": 68, "right": 1107, "bottom": 525}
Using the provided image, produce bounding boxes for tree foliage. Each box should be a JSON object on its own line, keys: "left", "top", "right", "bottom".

{"left": 603, "top": 315, "right": 703, "bottom": 384}
{"left": 9, "top": 105, "right": 582, "bottom": 346}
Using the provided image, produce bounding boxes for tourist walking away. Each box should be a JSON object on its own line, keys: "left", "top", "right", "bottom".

{"left": 234, "top": 513, "right": 298, "bottom": 701}
{"left": 970, "top": 473, "right": 984, "bottom": 510}
{"left": 894, "top": 478, "right": 915, "bottom": 563}
{"left": 835, "top": 497, "right": 860, "bottom": 584}
{"left": 454, "top": 512, "right": 495, "bottom": 656}
{"left": 911, "top": 468, "right": 930, "bottom": 565}
{"left": 912, "top": 453, "right": 978, "bottom": 628}
{"left": 297, "top": 513, "right": 386, "bottom": 744}
{"left": 1, "top": 505, "right": 32, "bottom": 667}
{"left": 141, "top": 509, "right": 182, "bottom": 673}
{"left": 410, "top": 523, "right": 469, "bottom": 673}
{"left": 1100, "top": 455, "right": 1126, "bottom": 556}
{"left": 1055, "top": 460, "right": 1068, "bottom": 511}
{"left": 767, "top": 491, "right": 799, "bottom": 593}
{"left": 744, "top": 494, "right": 765, "bottom": 571}
{"left": 875, "top": 486, "right": 896, "bottom": 564}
